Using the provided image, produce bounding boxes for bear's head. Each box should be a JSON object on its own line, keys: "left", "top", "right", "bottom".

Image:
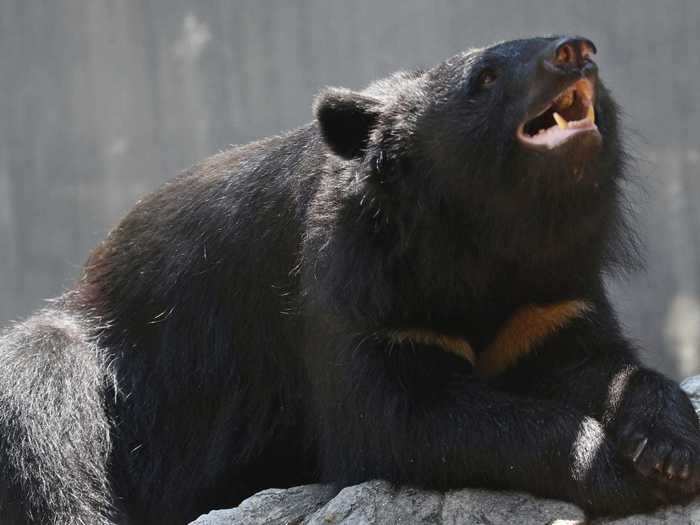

{"left": 314, "top": 36, "right": 627, "bottom": 272}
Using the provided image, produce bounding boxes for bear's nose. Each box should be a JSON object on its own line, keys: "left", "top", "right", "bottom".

{"left": 544, "top": 36, "right": 597, "bottom": 76}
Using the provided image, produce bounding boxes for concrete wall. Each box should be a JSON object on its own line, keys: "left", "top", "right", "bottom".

{"left": 1, "top": 0, "right": 699, "bottom": 378}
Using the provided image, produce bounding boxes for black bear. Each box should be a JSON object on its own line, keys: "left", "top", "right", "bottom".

{"left": 1, "top": 35, "right": 699, "bottom": 524}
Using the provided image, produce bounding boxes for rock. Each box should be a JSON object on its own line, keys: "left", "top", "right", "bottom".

{"left": 301, "top": 481, "right": 586, "bottom": 524}
{"left": 191, "top": 376, "right": 700, "bottom": 524}
{"left": 192, "top": 481, "right": 700, "bottom": 525}
{"left": 190, "top": 484, "right": 336, "bottom": 525}
{"left": 681, "top": 375, "right": 700, "bottom": 419}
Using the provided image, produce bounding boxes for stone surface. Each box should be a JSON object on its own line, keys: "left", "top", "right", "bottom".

{"left": 191, "top": 481, "right": 700, "bottom": 525}
{"left": 682, "top": 376, "right": 700, "bottom": 419}
{"left": 190, "top": 484, "right": 336, "bottom": 525}
{"left": 191, "top": 378, "right": 700, "bottom": 524}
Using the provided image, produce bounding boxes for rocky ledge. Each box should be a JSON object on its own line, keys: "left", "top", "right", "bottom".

{"left": 191, "top": 377, "right": 700, "bottom": 525}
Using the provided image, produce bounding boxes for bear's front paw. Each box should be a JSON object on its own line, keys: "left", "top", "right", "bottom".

{"left": 617, "top": 422, "right": 700, "bottom": 498}
{"left": 613, "top": 377, "right": 700, "bottom": 500}
{"left": 569, "top": 420, "right": 671, "bottom": 517}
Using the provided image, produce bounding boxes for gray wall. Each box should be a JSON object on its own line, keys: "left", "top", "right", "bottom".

{"left": 1, "top": 1, "right": 699, "bottom": 378}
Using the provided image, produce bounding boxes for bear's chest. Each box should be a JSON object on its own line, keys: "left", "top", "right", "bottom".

{"left": 389, "top": 299, "right": 592, "bottom": 379}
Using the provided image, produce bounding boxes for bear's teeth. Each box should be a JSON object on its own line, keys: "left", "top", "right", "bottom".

{"left": 587, "top": 105, "right": 595, "bottom": 122}
{"left": 553, "top": 112, "right": 568, "bottom": 129}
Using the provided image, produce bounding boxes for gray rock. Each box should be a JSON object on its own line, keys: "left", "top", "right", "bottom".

{"left": 190, "top": 484, "right": 336, "bottom": 525}
{"left": 302, "top": 481, "right": 585, "bottom": 525}
{"left": 192, "top": 481, "right": 700, "bottom": 525}
{"left": 681, "top": 375, "right": 700, "bottom": 419}
{"left": 192, "top": 377, "right": 700, "bottom": 524}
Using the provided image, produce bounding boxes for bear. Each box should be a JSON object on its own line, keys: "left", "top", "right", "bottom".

{"left": 0, "top": 34, "right": 699, "bottom": 524}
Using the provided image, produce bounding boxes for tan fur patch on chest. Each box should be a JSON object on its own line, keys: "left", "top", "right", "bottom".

{"left": 388, "top": 330, "right": 477, "bottom": 366}
{"left": 476, "top": 300, "right": 593, "bottom": 378}
{"left": 388, "top": 299, "right": 592, "bottom": 378}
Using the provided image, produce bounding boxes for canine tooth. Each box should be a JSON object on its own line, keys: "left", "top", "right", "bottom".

{"left": 587, "top": 105, "right": 595, "bottom": 122}
{"left": 553, "top": 112, "right": 568, "bottom": 129}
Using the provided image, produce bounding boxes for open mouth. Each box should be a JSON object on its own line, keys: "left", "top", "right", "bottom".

{"left": 517, "top": 78, "right": 599, "bottom": 150}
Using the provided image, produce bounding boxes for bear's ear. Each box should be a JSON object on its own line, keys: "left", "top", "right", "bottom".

{"left": 314, "top": 88, "right": 381, "bottom": 160}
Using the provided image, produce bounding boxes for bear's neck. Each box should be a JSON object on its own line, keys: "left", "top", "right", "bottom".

{"left": 314, "top": 185, "right": 625, "bottom": 330}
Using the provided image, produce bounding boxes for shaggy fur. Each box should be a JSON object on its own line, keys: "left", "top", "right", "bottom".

{"left": 1, "top": 35, "right": 699, "bottom": 524}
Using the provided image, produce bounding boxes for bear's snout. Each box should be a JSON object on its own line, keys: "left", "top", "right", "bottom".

{"left": 542, "top": 36, "right": 598, "bottom": 79}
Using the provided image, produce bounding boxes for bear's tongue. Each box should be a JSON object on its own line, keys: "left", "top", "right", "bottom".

{"left": 518, "top": 78, "right": 598, "bottom": 150}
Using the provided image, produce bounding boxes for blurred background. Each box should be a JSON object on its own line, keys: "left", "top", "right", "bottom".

{"left": 0, "top": 1, "right": 698, "bottom": 378}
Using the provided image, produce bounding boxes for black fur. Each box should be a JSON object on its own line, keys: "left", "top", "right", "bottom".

{"left": 1, "top": 36, "right": 699, "bottom": 524}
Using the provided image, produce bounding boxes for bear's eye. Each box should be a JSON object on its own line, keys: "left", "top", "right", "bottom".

{"left": 477, "top": 68, "right": 498, "bottom": 89}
